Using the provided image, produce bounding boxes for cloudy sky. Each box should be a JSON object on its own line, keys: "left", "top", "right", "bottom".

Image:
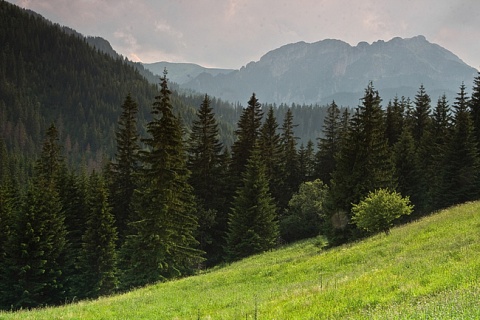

{"left": 9, "top": 0, "right": 480, "bottom": 70}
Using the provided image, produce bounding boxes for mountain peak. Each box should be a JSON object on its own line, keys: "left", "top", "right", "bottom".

{"left": 168, "top": 36, "right": 477, "bottom": 106}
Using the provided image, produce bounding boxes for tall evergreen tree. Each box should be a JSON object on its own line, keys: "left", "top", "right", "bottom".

{"left": 78, "top": 172, "right": 118, "bottom": 299}
{"left": 316, "top": 101, "right": 341, "bottom": 184}
{"left": 412, "top": 84, "right": 432, "bottom": 143}
{"left": 120, "top": 70, "right": 202, "bottom": 289}
{"left": 230, "top": 93, "right": 264, "bottom": 182}
{"left": 36, "top": 123, "right": 63, "bottom": 185}
{"left": 329, "top": 83, "right": 395, "bottom": 241}
{"left": 385, "top": 96, "right": 405, "bottom": 147}
{"left": 259, "top": 106, "right": 283, "bottom": 204}
{"left": 411, "top": 85, "right": 434, "bottom": 214}
{"left": 439, "top": 83, "right": 480, "bottom": 207}
{"left": 226, "top": 146, "right": 278, "bottom": 261}
{"left": 470, "top": 72, "right": 480, "bottom": 145}
{"left": 188, "top": 94, "right": 225, "bottom": 212}
{"left": 1, "top": 178, "right": 67, "bottom": 310}
{"left": 278, "top": 108, "right": 300, "bottom": 211}
{"left": 298, "top": 140, "right": 315, "bottom": 182}
{"left": 109, "top": 94, "right": 140, "bottom": 243}
{"left": 187, "top": 94, "right": 226, "bottom": 266}
{"left": 429, "top": 94, "right": 452, "bottom": 209}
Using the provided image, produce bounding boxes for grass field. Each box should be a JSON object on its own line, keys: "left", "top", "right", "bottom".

{"left": 2, "top": 201, "right": 480, "bottom": 319}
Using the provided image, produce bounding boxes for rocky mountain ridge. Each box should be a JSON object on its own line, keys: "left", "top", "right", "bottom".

{"left": 145, "top": 36, "right": 477, "bottom": 106}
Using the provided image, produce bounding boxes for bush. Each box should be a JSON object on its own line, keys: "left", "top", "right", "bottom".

{"left": 280, "top": 179, "right": 328, "bottom": 242}
{"left": 351, "top": 189, "right": 413, "bottom": 235}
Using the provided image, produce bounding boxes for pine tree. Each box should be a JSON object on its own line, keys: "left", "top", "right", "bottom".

{"left": 109, "top": 94, "right": 140, "bottom": 243}
{"left": 329, "top": 83, "right": 395, "bottom": 240}
{"left": 230, "top": 93, "right": 264, "bottom": 182}
{"left": 226, "top": 146, "right": 278, "bottom": 261}
{"left": 429, "top": 94, "right": 452, "bottom": 210}
{"left": 120, "top": 70, "right": 202, "bottom": 289}
{"left": 56, "top": 169, "right": 88, "bottom": 299}
{"left": 188, "top": 94, "right": 225, "bottom": 211}
{"left": 412, "top": 84, "right": 432, "bottom": 143}
{"left": 298, "top": 140, "right": 315, "bottom": 182}
{"left": 385, "top": 96, "right": 404, "bottom": 147}
{"left": 470, "top": 72, "right": 480, "bottom": 145}
{"left": 0, "top": 181, "right": 18, "bottom": 309}
{"left": 258, "top": 106, "right": 283, "bottom": 204}
{"left": 316, "top": 101, "right": 341, "bottom": 184}
{"left": 411, "top": 85, "right": 434, "bottom": 214}
{"left": 78, "top": 172, "right": 118, "bottom": 299}
{"left": 278, "top": 108, "right": 300, "bottom": 211}
{"left": 439, "top": 83, "right": 480, "bottom": 207}
{"left": 2, "top": 179, "right": 67, "bottom": 309}
{"left": 187, "top": 94, "right": 226, "bottom": 266}
{"left": 36, "top": 123, "right": 63, "bottom": 185}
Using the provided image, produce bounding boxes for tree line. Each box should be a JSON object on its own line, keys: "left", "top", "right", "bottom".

{"left": 2, "top": 68, "right": 480, "bottom": 310}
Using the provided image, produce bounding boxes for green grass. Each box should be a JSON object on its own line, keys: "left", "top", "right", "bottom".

{"left": 2, "top": 201, "right": 480, "bottom": 319}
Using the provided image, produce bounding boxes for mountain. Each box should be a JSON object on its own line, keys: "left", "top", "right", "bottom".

{"left": 142, "top": 61, "right": 234, "bottom": 85}
{"left": 180, "top": 36, "right": 478, "bottom": 106}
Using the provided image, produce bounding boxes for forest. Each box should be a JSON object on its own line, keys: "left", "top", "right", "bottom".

{"left": 2, "top": 0, "right": 480, "bottom": 311}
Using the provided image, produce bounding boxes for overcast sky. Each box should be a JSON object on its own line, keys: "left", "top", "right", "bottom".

{"left": 9, "top": 0, "right": 480, "bottom": 70}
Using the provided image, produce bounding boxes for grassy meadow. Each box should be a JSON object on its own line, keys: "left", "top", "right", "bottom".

{"left": 2, "top": 201, "right": 480, "bottom": 319}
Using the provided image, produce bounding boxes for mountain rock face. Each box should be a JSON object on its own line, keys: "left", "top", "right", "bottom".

{"left": 179, "top": 36, "right": 478, "bottom": 106}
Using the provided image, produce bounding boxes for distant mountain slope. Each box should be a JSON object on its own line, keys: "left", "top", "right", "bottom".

{"left": 182, "top": 36, "right": 478, "bottom": 106}
{"left": 143, "top": 61, "right": 234, "bottom": 85}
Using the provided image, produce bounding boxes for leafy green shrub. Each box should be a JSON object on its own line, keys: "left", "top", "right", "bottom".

{"left": 351, "top": 189, "right": 413, "bottom": 235}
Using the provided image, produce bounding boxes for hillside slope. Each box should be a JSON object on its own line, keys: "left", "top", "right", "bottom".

{"left": 3, "top": 201, "right": 480, "bottom": 319}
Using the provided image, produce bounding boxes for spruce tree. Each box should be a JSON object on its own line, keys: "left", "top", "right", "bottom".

{"left": 2, "top": 179, "right": 67, "bottom": 309}
{"left": 259, "top": 106, "right": 283, "bottom": 204}
{"left": 329, "top": 83, "right": 395, "bottom": 240}
{"left": 226, "top": 146, "right": 278, "bottom": 261}
{"left": 278, "top": 108, "right": 300, "bottom": 211}
{"left": 316, "top": 101, "right": 341, "bottom": 184}
{"left": 429, "top": 94, "right": 452, "bottom": 209}
{"left": 0, "top": 181, "right": 18, "bottom": 309}
{"left": 109, "top": 94, "right": 140, "bottom": 243}
{"left": 385, "top": 96, "right": 405, "bottom": 147}
{"left": 230, "top": 93, "right": 264, "bottom": 182}
{"left": 298, "top": 140, "right": 315, "bottom": 182}
{"left": 188, "top": 94, "right": 225, "bottom": 212}
{"left": 78, "top": 172, "right": 118, "bottom": 299}
{"left": 187, "top": 94, "right": 226, "bottom": 266}
{"left": 470, "top": 72, "right": 480, "bottom": 145}
{"left": 440, "top": 83, "right": 480, "bottom": 207}
{"left": 120, "top": 70, "right": 202, "bottom": 288}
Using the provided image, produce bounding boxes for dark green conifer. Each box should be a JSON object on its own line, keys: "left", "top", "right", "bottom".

{"left": 259, "top": 106, "right": 283, "bottom": 204}
{"left": 187, "top": 94, "right": 226, "bottom": 266}
{"left": 120, "top": 70, "right": 202, "bottom": 289}
{"left": 78, "top": 172, "right": 118, "bottom": 299}
{"left": 1, "top": 178, "right": 67, "bottom": 309}
{"left": 226, "top": 146, "right": 278, "bottom": 261}
{"left": 439, "top": 83, "right": 480, "bottom": 207}
{"left": 316, "top": 101, "right": 341, "bottom": 184}
{"left": 329, "top": 83, "right": 395, "bottom": 241}
{"left": 230, "top": 93, "right": 264, "bottom": 181}
{"left": 109, "top": 94, "right": 140, "bottom": 243}
{"left": 470, "top": 72, "right": 480, "bottom": 145}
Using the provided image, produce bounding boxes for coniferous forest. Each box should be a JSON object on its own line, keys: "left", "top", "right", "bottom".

{"left": 2, "top": 0, "right": 480, "bottom": 310}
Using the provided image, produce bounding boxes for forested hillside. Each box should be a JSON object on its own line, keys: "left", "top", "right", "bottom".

{"left": 2, "top": 0, "right": 480, "bottom": 312}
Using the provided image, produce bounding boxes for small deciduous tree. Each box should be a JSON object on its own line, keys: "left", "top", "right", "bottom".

{"left": 280, "top": 179, "right": 328, "bottom": 242}
{"left": 351, "top": 189, "right": 413, "bottom": 235}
